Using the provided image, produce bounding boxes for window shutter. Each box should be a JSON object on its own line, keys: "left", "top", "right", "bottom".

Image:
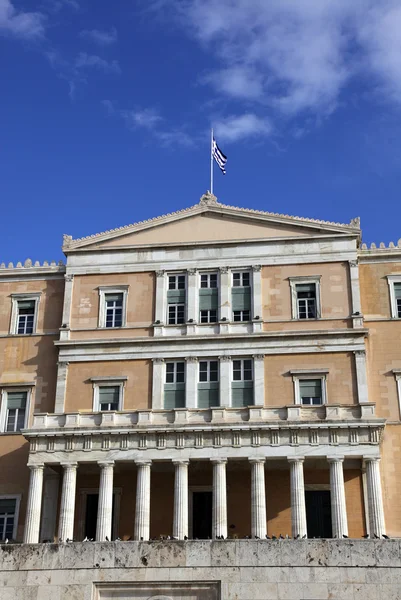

{"left": 231, "top": 382, "right": 253, "bottom": 407}
{"left": 164, "top": 383, "right": 185, "bottom": 409}
{"left": 394, "top": 283, "right": 401, "bottom": 299}
{"left": 0, "top": 499, "right": 16, "bottom": 514}
{"left": 17, "top": 300, "right": 35, "bottom": 310}
{"left": 105, "top": 293, "right": 123, "bottom": 303}
{"left": 199, "top": 289, "right": 218, "bottom": 311}
{"left": 7, "top": 392, "right": 27, "bottom": 410}
{"left": 296, "top": 283, "right": 315, "bottom": 294}
{"left": 167, "top": 289, "right": 186, "bottom": 304}
{"left": 198, "top": 383, "right": 219, "bottom": 408}
{"left": 300, "top": 379, "right": 322, "bottom": 398}
{"left": 232, "top": 288, "right": 251, "bottom": 311}
{"left": 99, "top": 386, "right": 120, "bottom": 406}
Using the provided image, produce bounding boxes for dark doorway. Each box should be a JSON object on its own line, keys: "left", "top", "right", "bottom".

{"left": 84, "top": 493, "right": 116, "bottom": 540}
{"left": 305, "top": 490, "right": 332, "bottom": 538}
{"left": 192, "top": 491, "right": 212, "bottom": 539}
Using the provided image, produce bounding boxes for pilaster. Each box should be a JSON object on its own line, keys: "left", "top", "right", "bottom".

{"left": 185, "top": 357, "right": 198, "bottom": 409}
{"left": 219, "top": 356, "right": 232, "bottom": 408}
{"left": 219, "top": 267, "right": 231, "bottom": 327}
{"left": 252, "top": 265, "right": 263, "bottom": 333}
{"left": 154, "top": 270, "right": 166, "bottom": 331}
{"left": 60, "top": 274, "right": 74, "bottom": 340}
{"left": 186, "top": 269, "right": 198, "bottom": 327}
{"left": 354, "top": 350, "right": 369, "bottom": 404}
{"left": 54, "top": 361, "right": 69, "bottom": 413}
{"left": 152, "top": 358, "right": 165, "bottom": 410}
{"left": 349, "top": 261, "right": 363, "bottom": 327}
{"left": 253, "top": 354, "right": 265, "bottom": 406}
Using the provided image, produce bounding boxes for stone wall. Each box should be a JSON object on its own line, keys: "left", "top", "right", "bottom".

{"left": 0, "top": 540, "right": 399, "bottom": 599}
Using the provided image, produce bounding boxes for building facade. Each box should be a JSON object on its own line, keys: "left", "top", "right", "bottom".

{"left": 0, "top": 191, "right": 400, "bottom": 550}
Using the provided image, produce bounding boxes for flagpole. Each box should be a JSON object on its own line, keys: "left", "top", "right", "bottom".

{"left": 210, "top": 128, "right": 214, "bottom": 195}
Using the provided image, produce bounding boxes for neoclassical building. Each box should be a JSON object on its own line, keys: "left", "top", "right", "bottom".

{"left": 1, "top": 191, "right": 400, "bottom": 548}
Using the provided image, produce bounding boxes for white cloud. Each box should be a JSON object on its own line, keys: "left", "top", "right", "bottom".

{"left": 157, "top": 0, "right": 401, "bottom": 122}
{"left": 0, "top": 0, "right": 45, "bottom": 39}
{"left": 80, "top": 27, "right": 118, "bottom": 46}
{"left": 214, "top": 114, "right": 273, "bottom": 142}
{"left": 45, "top": 0, "right": 79, "bottom": 11}
{"left": 75, "top": 52, "right": 121, "bottom": 74}
{"left": 121, "top": 108, "right": 163, "bottom": 130}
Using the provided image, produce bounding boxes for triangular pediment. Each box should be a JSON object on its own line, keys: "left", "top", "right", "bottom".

{"left": 63, "top": 195, "right": 360, "bottom": 251}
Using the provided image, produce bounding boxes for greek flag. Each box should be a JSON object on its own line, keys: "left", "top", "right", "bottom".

{"left": 212, "top": 137, "right": 227, "bottom": 174}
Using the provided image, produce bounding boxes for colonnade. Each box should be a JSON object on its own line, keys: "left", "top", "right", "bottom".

{"left": 23, "top": 456, "right": 386, "bottom": 543}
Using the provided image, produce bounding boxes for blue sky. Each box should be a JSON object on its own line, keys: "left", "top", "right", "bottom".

{"left": 1, "top": 0, "right": 401, "bottom": 264}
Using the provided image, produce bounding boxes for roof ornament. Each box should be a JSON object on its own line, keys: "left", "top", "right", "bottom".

{"left": 349, "top": 217, "right": 360, "bottom": 228}
{"left": 63, "top": 234, "right": 73, "bottom": 247}
{"left": 199, "top": 190, "right": 218, "bottom": 206}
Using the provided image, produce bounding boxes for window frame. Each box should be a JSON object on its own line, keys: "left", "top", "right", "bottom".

{"left": 0, "top": 387, "right": 32, "bottom": 433}
{"left": 0, "top": 494, "right": 21, "bottom": 541}
{"left": 91, "top": 378, "right": 127, "bottom": 412}
{"left": 291, "top": 371, "right": 328, "bottom": 406}
{"left": 232, "top": 271, "right": 251, "bottom": 288}
{"left": 165, "top": 361, "right": 186, "bottom": 384}
{"left": 200, "top": 272, "right": 218, "bottom": 289}
{"left": 168, "top": 303, "right": 186, "bottom": 325}
{"left": 232, "top": 358, "right": 254, "bottom": 382}
{"left": 168, "top": 274, "right": 186, "bottom": 291}
{"left": 199, "top": 309, "right": 218, "bottom": 323}
{"left": 233, "top": 309, "right": 251, "bottom": 322}
{"left": 98, "top": 286, "right": 129, "bottom": 329}
{"left": 387, "top": 276, "right": 401, "bottom": 319}
{"left": 199, "top": 360, "right": 219, "bottom": 383}
{"left": 289, "top": 276, "right": 321, "bottom": 320}
{"left": 10, "top": 293, "right": 41, "bottom": 335}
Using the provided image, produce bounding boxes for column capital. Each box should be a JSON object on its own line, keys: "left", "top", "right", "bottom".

{"left": 210, "top": 457, "right": 228, "bottom": 464}
{"left": 249, "top": 457, "right": 266, "bottom": 464}
{"left": 354, "top": 350, "right": 366, "bottom": 357}
{"left": 288, "top": 457, "right": 305, "bottom": 464}
{"left": 185, "top": 356, "right": 198, "bottom": 363}
{"left": 152, "top": 357, "right": 165, "bottom": 363}
{"left": 252, "top": 265, "right": 262, "bottom": 272}
{"left": 187, "top": 268, "right": 197, "bottom": 275}
{"left": 219, "top": 266, "right": 230, "bottom": 274}
{"left": 219, "top": 355, "right": 231, "bottom": 362}
{"left": 98, "top": 461, "right": 115, "bottom": 469}
{"left": 156, "top": 270, "right": 165, "bottom": 277}
{"left": 327, "top": 456, "right": 344, "bottom": 464}
{"left": 60, "top": 462, "right": 78, "bottom": 470}
{"left": 364, "top": 456, "right": 381, "bottom": 463}
{"left": 253, "top": 354, "right": 265, "bottom": 361}
{"left": 173, "top": 459, "right": 190, "bottom": 466}
{"left": 65, "top": 274, "right": 74, "bottom": 282}
{"left": 135, "top": 460, "right": 152, "bottom": 467}
{"left": 349, "top": 260, "right": 358, "bottom": 268}
{"left": 29, "top": 464, "right": 45, "bottom": 471}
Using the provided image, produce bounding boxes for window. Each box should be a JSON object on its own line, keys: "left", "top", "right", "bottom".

{"left": 291, "top": 372, "right": 328, "bottom": 406}
{"left": 10, "top": 294, "right": 40, "bottom": 335}
{"left": 99, "top": 386, "right": 120, "bottom": 411}
{"left": 167, "top": 274, "right": 186, "bottom": 325}
{"left": 0, "top": 497, "right": 19, "bottom": 541}
{"left": 232, "top": 271, "right": 251, "bottom": 321}
{"left": 232, "top": 359, "right": 254, "bottom": 407}
{"left": 164, "top": 362, "right": 185, "bottom": 409}
{"left": 233, "top": 272, "right": 250, "bottom": 287}
{"left": 168, "top": 304, "right": 185, "bottom": 325}
{"left": 388, "top": 277, "right": 401, "bottom": 318}
{"left": 200, "top": 309, "right": 217, "bottom": 323}
{"left": 289, "top": 277, "right": 321, "bottom": 320}
{"left": 98, "top": 287, "right": 128, "bottom": 328}
{"left": 169, "top": 275, "right": 186, "bottom": 290}
{"left": 233, "top": 310, "right": 250, "bottom": 322}
{"left": 199, "top": 273, "right": 218, "bottom": 323}
{"left": 3, "top": 392, "right": 28, "bottom": 432}
{"left": 200, "top": 273, "right": 218, "bottom": 289}
{"left": 91, "top": 379, "right": 126, "bottom": 412}
{"left": 299, "top": 379, "right": 323, "bottom": 405}
{"left": 105, "top": 293, "right": 123, "bottom": 328}
{"left": 198, "top": 360, "right": 219, "bottom": 408}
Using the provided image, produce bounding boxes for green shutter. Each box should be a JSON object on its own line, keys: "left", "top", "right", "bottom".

{"left": 231, "top": 382, "right": 254, "bottom": 407}
{"left": 167, "top": 290, "right": 186, "bottom": 304}
{"left": 7, "top": 392, "right": 27, "bottom": 410}
{"left": 199, "top": 289, "right": 218, "bottom": 311}
{"left": 17, "top": 300, "right": 35, "bottom": 310}
{"left": 0, "top": 499, "right": 16, "bottom": 514}
{"left": 299, "top": 379, "right": 322, "bottom": 398}
{"left": 164, "top": 383, "right": 185, "bottom": 409}
{"left": 198, "top": 383, "right": 219, "bottom": 408}
{"left": 105, "top": 293, "right": 123, "bottom": 302}
{"left": 296, "top": 283, "right": 315, "bottom": 293}
{"left": 232, "top": 287, "right": 251, "bottom": 311}
{"left": 99, "top": 386, "right": 120, "bottom": 406}
{"left": 394, "top": 283, "right": 401, "bottom": 299}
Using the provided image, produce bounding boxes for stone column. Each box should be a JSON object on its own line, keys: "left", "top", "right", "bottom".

{"left": 211, "top": 458, "right": 228, "bottom": 539}
{"left": 96, "top": 461, "right": 114, "bottom": 541}
{"left": 253, "top": 354, "right": 265, "bottom": 406}
{"left": 134, "top": 460, "right": 152, "bottom": 540}
{"left": 185, "top": 357, "right": 198, "bottom": 409}
{"left": 173, "top": 460, "right": 189, "bottom": 539}
{"left": 250, "top": 458, "right": 267, "bottom": 538}
{"left": 365, "top": 457, "right": 386, "bottom": 537}
{"left": 354, "top": 350, "right": 369, "bottom": 404}
{"left": 219, "top": 356, "right": 232, "bottom": 408}
{"left": 328, "top": 457, "right": 348, "bottom": 538}
{"left": 24, "top": 464, "right": 45, "bottom": 543}
{"left": 186, "top": 268, "right": 198, "bottom": 325}
{"left": 152, "top": 358, "right": 165, "bottom": 410}
{"left": 58, "top": 463, "right": 78, "bottom": 542}
{"left": 219, "top": 267, "right": 231, "bottom": 323}
{"left": 289, "top": 458, "right": 307, "bottom": 538}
